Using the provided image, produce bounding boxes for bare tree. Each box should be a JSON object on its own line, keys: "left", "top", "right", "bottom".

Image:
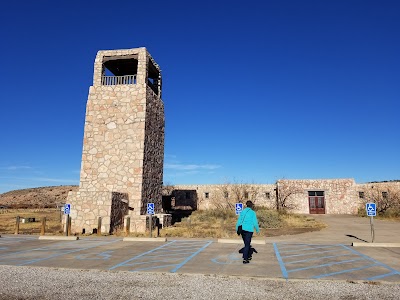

{"left": 212, "top": 181, "right": 261, "bottom": 210}
{"left": 162, "top": 183, "right": 175, "bottom": 196}
{"left": 360, "top": 183, "right": 400, "bottom": 214}
{"left": 275, "top": 180, "right": 304, "bottom": 212}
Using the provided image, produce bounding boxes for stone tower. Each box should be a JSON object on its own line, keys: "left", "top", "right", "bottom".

{"left": 67, "top": 47, "right": 165, "bottom": 234}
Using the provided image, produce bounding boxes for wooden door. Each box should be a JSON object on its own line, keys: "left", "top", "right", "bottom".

{"left": 308, "top": 191, "right": 325, "bottom": 214}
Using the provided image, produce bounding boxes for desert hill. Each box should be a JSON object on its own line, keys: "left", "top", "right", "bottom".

{"left": 0, "top": 185, "right": 78, "bottom": 208}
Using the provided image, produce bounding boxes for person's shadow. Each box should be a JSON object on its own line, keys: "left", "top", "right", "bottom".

{"left": 346, "top": 234, "right": 368, "bottom": 243}
{"left": 239, "top": 246, "right": 258, "bottom": 256}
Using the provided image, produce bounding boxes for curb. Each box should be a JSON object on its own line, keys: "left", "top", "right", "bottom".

{"left": 123, "top": 237, "right": 167, "bottom": 242}
{"left": 217, "top": 239, "right": 266, "bottom": 245}
{"left": 352, "top": 242, "right": 400, "bottom": 248}
{"left": 39, "top": 236, "right": 79, "bottom": 241}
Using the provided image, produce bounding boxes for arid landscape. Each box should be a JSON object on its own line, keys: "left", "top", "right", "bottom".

{"left": 0, "top": 185, "right": 325, "bottom": 237}
{"left": 0, "top": 185, "right": 78, "bottom": 209}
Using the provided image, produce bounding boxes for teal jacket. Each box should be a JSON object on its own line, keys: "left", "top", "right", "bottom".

{"left": 236, "top": 207, "right": 260, "bottom": 233}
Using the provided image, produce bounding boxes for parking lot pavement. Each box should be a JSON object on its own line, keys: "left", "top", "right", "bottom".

{"left": 0, "top": 232, "right": 399, "bottom": 283}
{"left": 273, "top": 243, "right": 400, "bottom": 282}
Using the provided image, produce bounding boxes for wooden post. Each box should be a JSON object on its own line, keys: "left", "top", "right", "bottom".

{"left": 125, "top": 216, "right": 130, "bottom": 236}
{"left": 15, "top": 216, "right": 20, "bottom": 235}
{"left": 41, "top": 217, "right": 46, "bottom": 235}
{"left": 97, "top": 217, "right": 102, "bottom": 236}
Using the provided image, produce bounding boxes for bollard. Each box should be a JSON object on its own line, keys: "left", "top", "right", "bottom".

{"left": 155, "top": 217, "right": 160, "bottom": 237}
{"left": 41, "top": 217, "right": 46, "bottom": 235}
{"left": 15, "top": 216, "right": 20, "bottom": 235}
{"left": 97, "top": 217, "right": 102, "bottom": 236}
{"left": 125, "top": 216, "right": 130, "bottom": 236}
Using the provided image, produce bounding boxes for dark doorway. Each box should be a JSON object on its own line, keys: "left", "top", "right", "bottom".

{"left": 308, "top": 191, "right": 325, "bottom": 214}
{"left": 110, "top": 192, "right": 129, "bottom": 234}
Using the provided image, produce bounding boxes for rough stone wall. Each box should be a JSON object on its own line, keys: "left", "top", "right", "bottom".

{"left": 140, "top": 85, "right": 164, "bottom": 215}
{"left": 172, "top": 180, "right": 366, "bottom": 214}
{"left": 172, "top": 184, "right": 277, "bottom": 210}
{"left": 356, "top": 182, "right": 400, "bottom": 209}
{"left": 68, "top": 190, "right": 112, "bottom": 234}
{"left": 277, "top": 179, "right": 359, "bottom": 214}
{"left": 68, "top": 48, "right": 164, "bottom": 234}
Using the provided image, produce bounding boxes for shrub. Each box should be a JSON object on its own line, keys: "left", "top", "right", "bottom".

{"left": 256, "top": 209, "right": 282, "bottom": 228}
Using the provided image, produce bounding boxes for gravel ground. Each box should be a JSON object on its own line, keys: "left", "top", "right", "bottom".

{"left": 0, "top": 265, "right": 399, "bottom": 300}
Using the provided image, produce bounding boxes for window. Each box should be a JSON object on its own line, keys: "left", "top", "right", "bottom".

{"left": 102, "top": 55, "right": 138, "bottom": 85}
{"left": 244, "top": 192, "right": 249, "bottom": 199}
{"left": 308, "top": 191, "right": 324, "bottom": 197}
{"left": 382, "top": 192, "right": 388, "bottom": 199}
{"left": 265, "top": 192, "right": 270, "bottom": 199}
{"left": 147, "top": 59, "right": 160, "bottom": 95}
{"left": 224, "top": 191, "right": 229, "bottom": 198}
{"left": 205, "top": 192, "right": 209, "bottom": 199}
{"left": 359, "top": 192, "right": 365, "bottom": 199}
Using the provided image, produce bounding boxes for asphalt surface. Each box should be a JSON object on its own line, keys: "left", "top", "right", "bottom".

{"left": 0, "top": 215, "right": 399, "bottom": 299}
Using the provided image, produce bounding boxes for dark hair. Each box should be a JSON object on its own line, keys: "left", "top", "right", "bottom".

{"left": 246, "top": 200, "right": 254, "bottom": 209}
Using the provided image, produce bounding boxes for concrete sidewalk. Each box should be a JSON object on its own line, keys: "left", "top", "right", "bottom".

{"left": 269, "top": 214, "right": 400, "bottom": 245}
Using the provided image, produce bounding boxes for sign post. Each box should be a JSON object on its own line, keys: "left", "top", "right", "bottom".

{"left": 366, "top": 203, "right": 376, "bottom": 243}
{"left": 147, "top": 203, "right": 155, "bottom": 238}
{"left": 64, "top": 204, "right": 71, "bottom": 236}
{"left": 235, "top": 203, "right": 243, "bottom": 215}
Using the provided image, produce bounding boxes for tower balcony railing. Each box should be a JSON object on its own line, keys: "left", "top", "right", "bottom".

{"left": 101, "top": 75, "right": 137, "bottom": 85}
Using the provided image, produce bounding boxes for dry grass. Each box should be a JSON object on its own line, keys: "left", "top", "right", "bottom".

{"left": 0, "top": 208, "right": 326, "bottom": 238}
{"left": 0, "top": 208, "right": 63, "bottom": 235}
{"left": 357, "top": 207, "right": 400, "bottom": 221}
{"left": 282, "top": 214, "right": 325, "bottom": 228}
{"left": 159, "top": 209, "right": 326, "bottom": 239}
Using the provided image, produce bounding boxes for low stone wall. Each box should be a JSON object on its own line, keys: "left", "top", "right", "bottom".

{"left": 67, "top": 190, "right": 112, "bottom": 234}
{"left": 277, "top": 179, "right": 359, "bottom": 214}
{"left": 172, "top": 184, "right": 277, "bottom": 210}
{"left": 172, "top": 180, "right": 397, "bottom": 215}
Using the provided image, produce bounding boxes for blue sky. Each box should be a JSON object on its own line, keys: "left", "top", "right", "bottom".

{"left": 0, "top": 1, "right": 399, "bottom": 193}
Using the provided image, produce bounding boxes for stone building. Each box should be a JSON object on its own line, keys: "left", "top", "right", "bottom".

{"left": 67, "top": 47, "right": 167, "bottom": 234}
{"left": 169, "top": 180, "right": 399, "bottom": 215}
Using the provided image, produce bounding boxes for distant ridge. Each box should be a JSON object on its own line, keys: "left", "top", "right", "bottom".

{"left": 0, "top": 185, "right": 78, "bottom": 208}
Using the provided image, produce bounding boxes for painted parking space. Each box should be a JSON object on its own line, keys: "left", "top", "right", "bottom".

{"left": 0, "top": 236, "right": 213, "bottom": 272}
{"left": 0, "top": 235, "right": 47, "bottom": 255}
{"left": 1, "top": 236, "right": 399, "bottom": 282}
{"left": 273, "top": 243, "right": 400, "bottom": 282}
{"left": 109, "top": 240, "right": 212, "bottom": 273}
{"left": 0, "top": 237, "right": 122, "bottom": 266}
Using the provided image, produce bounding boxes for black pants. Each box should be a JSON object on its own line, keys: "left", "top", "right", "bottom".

{"left": 241, "top": 230, "right": 253, "bottom": 260}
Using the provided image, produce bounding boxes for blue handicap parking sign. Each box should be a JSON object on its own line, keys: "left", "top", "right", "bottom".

{"left": 147, "top": 203, "right": 155, "bottom": 215}
{"left": 366, "top": 203, "right": 376, "bottom": 217}
{"left": 64, "top": 203, "right": 71, "bottom": 215}
{"left": 235, "top": 203, "right": 243, "bottom": 215}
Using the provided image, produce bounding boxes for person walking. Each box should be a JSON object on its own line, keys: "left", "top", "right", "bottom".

{"left": 236, "top": 200, "right": 260, "bottom": 264}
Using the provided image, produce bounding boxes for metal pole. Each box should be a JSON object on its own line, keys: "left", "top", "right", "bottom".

{"left": 149, "top": 215, "right": 152, "bottom": 238}
{"left": 68, "top": 216, "right": 72, "bottom": 236}
{"left": 370, "top": 216, "right": 375, "bottom": 243}
{"left": 65, "top": 214, "right": 69, "bottom": 236}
